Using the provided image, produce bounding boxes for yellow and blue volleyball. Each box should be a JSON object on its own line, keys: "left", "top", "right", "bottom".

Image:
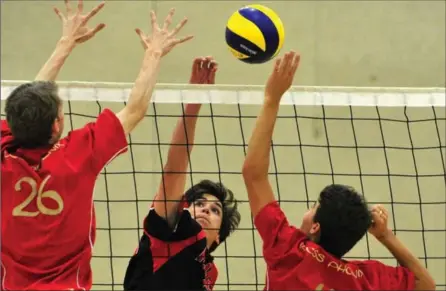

{"left": 225, "top": 5, "right": 285, "bottom": 64}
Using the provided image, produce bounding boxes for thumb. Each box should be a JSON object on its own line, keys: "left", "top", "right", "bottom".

{"left": 370, "top": 210, "right": 380, "bottom": 223}
{"left": 135, "top": 28, "right": 146, "bottom": 42}
{"left": 94, "top": 23, "right": 106, "bottom": 33}
{"left": 135, "top": 28, "right": 148, "bottom": 49}
{"left": 75, "top": 24, "right": 105, "bottom": 43}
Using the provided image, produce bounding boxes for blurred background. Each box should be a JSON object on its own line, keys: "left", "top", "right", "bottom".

{"left": 2, "top": 1, "right": 445, "bottom": 86}
{"left": 1, "top": 1, "right": 445, "bottom": 290}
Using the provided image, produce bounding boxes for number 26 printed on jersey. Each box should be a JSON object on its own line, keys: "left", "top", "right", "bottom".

{"left": 13, "top": 176, "right": 64, "bottom": 217}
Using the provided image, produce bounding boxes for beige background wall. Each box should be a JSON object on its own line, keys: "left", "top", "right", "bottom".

{"left": 1, "top": 1, "right": 445, "bottom": 290}
{"left": 2, "top": 1, "right": 445, "bottom": 87}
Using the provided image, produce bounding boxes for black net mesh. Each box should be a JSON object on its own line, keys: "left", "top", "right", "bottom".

{"left": 1, "top": 84, "right": 445, "bottom": 290}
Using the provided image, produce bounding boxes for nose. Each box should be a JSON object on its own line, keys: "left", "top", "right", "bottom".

{"left": 201, "top": 204, "right": 210, "bottom": 214}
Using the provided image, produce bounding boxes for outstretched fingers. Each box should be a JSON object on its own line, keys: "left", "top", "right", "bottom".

{"left": 76, "top": 23, "right": 106, "bottom": 43}
{"left": 91, "top": 23, "right": 106, "bottom": 35}
{"left": 81, "top": 2, "right": 105, "bottom": 26}
{"left": 53, "top": 7, "right": 66, "bottom": 21}
{"left": 176, "top": 34, "right": 194, "bottom": 44}
{"left": 65, "top": 0, "right": 72, "bottom": 14}
{"left": 162, "top": 8, "right": 175, "bottom": 30}
{"left": 135, "top": 28, "right": 146, "bottom": 42}
{"left": 54, "top": 0, "right": 105, "bottom": 25}
{"left": 168, "top": 34, "right": 193, "bottom": 49}
{"left": 169, "top": 17, "right": 188, "bottom": 38}
{"left": 273, "top": 58, "right": 281, "bottom": 73}
{"left": 150, "top": 10, "right": 158, "bottom": 32}
{"left": 77, "top": 0, "right": 84, "bottom": 13}
{"left": 275, "top": 51, "right": 300, "bottom": 78}
{"left": 281, "top": 51, "right": 294, "bottom": 73}
{"left": 288, "top": 53, "right": 300, "bottom": 77}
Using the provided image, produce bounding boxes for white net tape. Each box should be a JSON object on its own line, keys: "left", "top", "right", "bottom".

{"left": 1, "top": 80, "right": 445, "bottom": 107}
{"left": 1, "top": 80, "right": 445, "bottom": 289}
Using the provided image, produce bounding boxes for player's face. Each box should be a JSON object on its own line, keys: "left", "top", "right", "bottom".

{"left": 188, "top": 194, "right": 223, "bottom": 246}
{"left": 300, "top": 201, "right": 321, "bottom": 239}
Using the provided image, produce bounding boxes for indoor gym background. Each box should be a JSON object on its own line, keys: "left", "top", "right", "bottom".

{"left": 1, "top": 1, "right": 445, "bottom": 290}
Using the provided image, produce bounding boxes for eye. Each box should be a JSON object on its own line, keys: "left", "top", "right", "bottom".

{"left": 212, "top": 207, "right": 221, "bottom": 215}
{"left": 195, "top": 201, "right": 204, "bottom": 207}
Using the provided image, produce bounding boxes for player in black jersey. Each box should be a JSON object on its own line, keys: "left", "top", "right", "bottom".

{"left": 123, "top": 56, "right": 241, "bottom": 291}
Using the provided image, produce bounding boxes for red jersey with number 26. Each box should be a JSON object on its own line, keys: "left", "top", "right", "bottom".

{"left": 254, "top": 202, "right": 416, "bottom": 291}
{"left": 1, "top": 109, "right": 128, "bottom": 291}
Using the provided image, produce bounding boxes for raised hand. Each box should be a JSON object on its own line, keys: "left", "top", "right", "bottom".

{"left": 264, "top": 51, "right": 300, "bottom": 104}
{"left": 136, "top": 8, "right": 193, "bottom": 57}
{"left": 368, "top": 204, "right": 391, "bottom": 240}
{"left": 186, "top": 57, "right": 218, "bottom": 111}
{"left": 54, "top": 0, "right": 106, "bottom": 44}
{"left": 189, "top": 56, "right": 218, "bottom": 84}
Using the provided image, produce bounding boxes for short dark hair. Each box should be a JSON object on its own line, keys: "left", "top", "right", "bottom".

{"left": 184, "top": 179, "right": 241, "bottom": 252}
{"left": 314, "top": 184, "right": 372, "bottom": 258}
{"left": 5, "top": 81, "right": 61, "bottom": 148}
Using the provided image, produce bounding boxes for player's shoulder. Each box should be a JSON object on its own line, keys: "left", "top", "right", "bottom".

{"left": 61, "top": 109, "right": 119, "bottom": 140}
{"left": 254, "top": 200, "right": 284, "bottom": 222}
{"left": 348, "top": 258, "right": 415, "bottom": 290}
{"left": 350, "top": 258, "right": 384, "bottom": 268}
{"left": 1, "top": 119, "right": 9, "bottom": 129}
{"left": 348, "top": 258, "right": 389, "bottom": 277}
{"left": 1, "top": 119, "right": 13, "bottom": 143}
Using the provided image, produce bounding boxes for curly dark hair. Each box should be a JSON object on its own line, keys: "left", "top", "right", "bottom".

{"left": 5, "top": 81, "right": 61, "bottom": 148}
{"left": 314, "top": 184, "right": 372, "bottom": 258}
{"left": 184, "top": 179, "right": 241, "bottom": 253}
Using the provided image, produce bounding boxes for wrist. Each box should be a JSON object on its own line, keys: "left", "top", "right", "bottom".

{"left": 184, "top": 103, "right": 202, "bottom": 114}
{"left": 376, "top": 229, "right": 394, "bottom": 243}
{"left": 57, "top": 37, "right": 76, "bottom": 52}
{"left": 264, "top": 95, "right": 281, "bottom": 108}
{"left": 144, "top": 49, "right": 162, "bottom": 60}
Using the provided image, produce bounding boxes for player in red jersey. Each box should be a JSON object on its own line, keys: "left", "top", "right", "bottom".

{"left": 241, "top": 51, "right": 436, "bottom": 291}
{"left": 1, "top": 1, "right": 192, "bottom": 290}
{"left": 123, "top": 57, "right": 241, "bottom": 291}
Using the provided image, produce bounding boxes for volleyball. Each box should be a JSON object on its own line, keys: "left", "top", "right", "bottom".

{"left": 225, "top": 5, "right": 285, "bottom": 64}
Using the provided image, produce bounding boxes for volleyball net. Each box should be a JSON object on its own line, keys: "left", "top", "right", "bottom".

{"left": 1, "top": 81, "right": 445, "bottom": 290}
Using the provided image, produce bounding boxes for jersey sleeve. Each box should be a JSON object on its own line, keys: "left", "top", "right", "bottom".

{"left": 64, "top": 109, "right": 128, "bottom": 172}
{"left": 254, "top": 201, "right": 307, "bottom": 266}
{"left": 360, "top": 260, "right": 416, "bottom": 290}
{"left": 144, "top": 208, "right": 203, "bottom": 242}
{"left": 143, "top": 208, "right": 207, "bottom": 274}
{"left": 1, "top": 119, "right": 13, "bottom": 142}
{"left": 1, "top": 119, "right": 11, "bottom": 136}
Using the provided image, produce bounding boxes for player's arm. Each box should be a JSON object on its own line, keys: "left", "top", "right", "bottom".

{"left": 242, "top": 51, "right": 301, "bottom": 217}
{"left": 153, "top": 57, "right": 217, "bottom": 227}
{"left": 63, "top": 9, "right": 192, "bottom": 172}
{"left": 35, "top": 0, "right": 105, "bottom": 81}
{"left": 369, "top": 205, "right": 436, "bottom": 290}
{"left": 242, "top": 52, "right": 303, "bottom": 265}
{"left": 116, "top": 9, "right": 193, "bottom": 135}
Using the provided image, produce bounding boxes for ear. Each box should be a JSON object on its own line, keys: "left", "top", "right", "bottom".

{"left": 52, "top": 118, "right": 60, "bottom": 135}
{"left": 309, "top": 222, "right": 320, "bottom": 236}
